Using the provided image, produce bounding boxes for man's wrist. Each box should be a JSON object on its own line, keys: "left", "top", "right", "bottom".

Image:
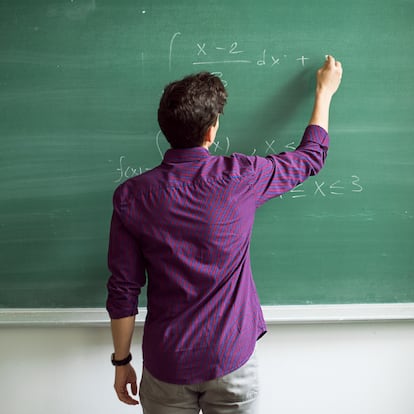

{"left": 315, "top": 88, "right": 333, "bottom": 104}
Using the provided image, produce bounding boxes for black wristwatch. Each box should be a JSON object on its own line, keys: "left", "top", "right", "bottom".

{"left": 111, "top": 352, "right": 132, "bottom": 366}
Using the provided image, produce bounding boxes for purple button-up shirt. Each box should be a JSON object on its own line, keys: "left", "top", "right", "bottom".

{"left": 106, "top": 125, "right": 329, "bottom": 384}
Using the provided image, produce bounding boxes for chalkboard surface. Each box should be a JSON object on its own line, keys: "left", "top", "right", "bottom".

{"left": 1, "top": 0, "right": 413, "bottom": 308}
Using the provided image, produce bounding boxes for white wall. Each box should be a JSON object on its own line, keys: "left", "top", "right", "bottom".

{"left": 1, "top": 322, "right": 414, "bottom": 414}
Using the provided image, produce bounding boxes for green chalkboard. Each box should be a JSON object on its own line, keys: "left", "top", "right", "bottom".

{"left": 1, "top": 0, "right": 413, "bottom": 308}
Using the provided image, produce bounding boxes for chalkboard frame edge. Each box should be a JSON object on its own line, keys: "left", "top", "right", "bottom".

{"left": 0, "top": 304, "right": 413, "bottom": 327}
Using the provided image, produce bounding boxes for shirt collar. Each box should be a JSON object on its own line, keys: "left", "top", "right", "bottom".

{"left": 163, "top": 147, "right": 211, "bottom": 163}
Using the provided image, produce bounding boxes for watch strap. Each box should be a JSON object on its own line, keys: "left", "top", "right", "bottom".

{"left": 111, "top": 352, "right": 132, "bottom": 366}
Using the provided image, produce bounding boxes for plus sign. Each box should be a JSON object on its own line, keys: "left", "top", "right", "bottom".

{"left": 296, "top": 56, "right": 309, "bottom": 66}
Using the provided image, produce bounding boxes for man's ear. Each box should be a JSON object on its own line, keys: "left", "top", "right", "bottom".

{"left": 203, "top": 125, "right": 215, "bottom": 146}
{"left": 203, "top": 116, "right": 220, "bottom": 148}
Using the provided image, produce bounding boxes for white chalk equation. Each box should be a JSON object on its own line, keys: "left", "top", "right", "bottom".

{"left": 194, "top": 41, "right": 309, "bottom": 67}
{"left": 280, "top": 175, "right": 363, "bottom": 200}
{"left": 168, "top": 32, "right": 317, "bottom": 82}
{"left": 113, "top": 155, "right": 152, "bottom": 183}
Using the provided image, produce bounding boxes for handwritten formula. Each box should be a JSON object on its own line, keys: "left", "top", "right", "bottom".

{"left": 170, "top": 32, "right": 314, "bottom": 69}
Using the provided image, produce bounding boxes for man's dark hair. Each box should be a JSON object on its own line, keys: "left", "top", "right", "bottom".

{"left": 158, "top": 72, "right": 228, "bottom": 149}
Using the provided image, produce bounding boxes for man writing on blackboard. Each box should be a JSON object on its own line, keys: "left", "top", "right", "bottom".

{"left": 106, "top": 55, "right": 342, "bottom": 413}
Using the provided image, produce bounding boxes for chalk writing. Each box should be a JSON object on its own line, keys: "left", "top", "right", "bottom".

{"left": 167, "top": 32, "right": 318, "bottom": 78}
{"left": 193, "top": 40, "right": 251, "bottom": 65}
{"left": 351, "top": 175, "right": 363, "bottom": 192}
{"left": 290, "top": 183, "right": 305, "bottom": 199}
{"left": 211, "top": 71, "right": 228, "bottom": 87}
{"left": 169, "top": 32, "right": 181, "bottom": 71}
{"left": 211, "top": 136, "right": 231, "bottom": 154}
{"left": 113, "top": 155, "right": 151, "bottom": 183}
{"left": 314, "top": 181, "right": 327, "bottom": 197}
{"left": 192, "top": 41, "right": 310, "bottom": 68}
{"left": 296, "top": 55, "right": 310, "bottom": 66}
{"left": 257, "top": 50, "right": 287, "bottom": 67}
{"left": 265, "top": 139, "right": 276, "bottom": 153}
{"left": 280, "top": 176, "right": 364, "bottom": 199}
{"left": 285, "top": 142, "right": 296, "bottom": 150}
{"left": 156, "top": 130, "right": 164, "bottom": 159}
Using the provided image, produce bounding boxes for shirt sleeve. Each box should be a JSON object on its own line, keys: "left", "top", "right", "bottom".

{"left": 106, "top": 191, "right": 147, "bottom": 319}
{"left": 251, "top": 124, "right": 330, "bottom": 207}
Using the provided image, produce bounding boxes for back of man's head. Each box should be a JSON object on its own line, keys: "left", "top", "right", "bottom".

{"left": 158, "top": 72, "right": 228, "bottom": 149}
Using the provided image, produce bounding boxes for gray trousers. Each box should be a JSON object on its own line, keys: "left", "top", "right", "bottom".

{"left": 139, "top": 350, "right": 259, "bottom": 414}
